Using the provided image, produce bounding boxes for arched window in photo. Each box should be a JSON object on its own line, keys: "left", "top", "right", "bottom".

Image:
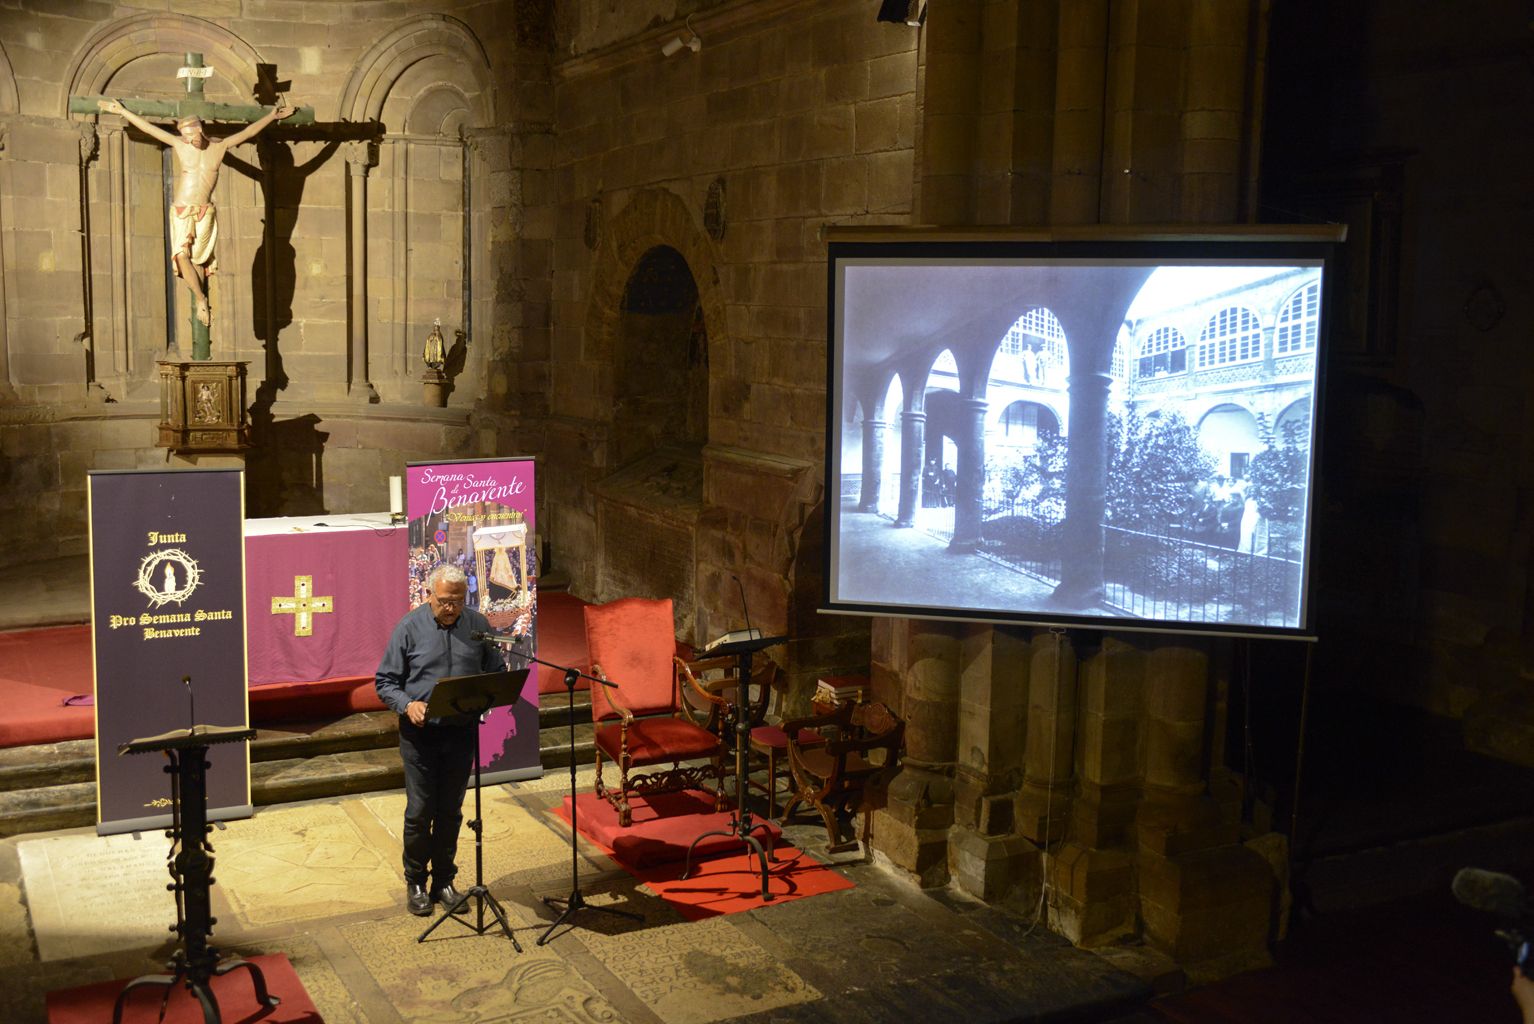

{"left": 1197, "top": 307, "right": 1262, "bottom": 369}
{"left": 1001, "top": 307, "right": 1067, "bottom": 386}
{"left": 1275, "top": 280, "right": 1320, "bottom": 355}
{"left": 1136, "top": 325, "right": 1187, "bottom": 379}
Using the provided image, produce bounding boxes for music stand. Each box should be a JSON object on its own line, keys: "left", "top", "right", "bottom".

{"left": 113, "top": 724, "right": 275, "bottom": 1024}
{"left": 416, "top": 668, "right": 529, "bottom": 949}
{"left": 680, "top": 633, "right": 788, "bottom": 901}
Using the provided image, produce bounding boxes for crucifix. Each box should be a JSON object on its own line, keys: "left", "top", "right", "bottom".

{"left": 69, "top": 53, "right": 314, "bottom": 361}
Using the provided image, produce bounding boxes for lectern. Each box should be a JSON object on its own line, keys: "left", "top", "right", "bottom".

{"left": 113, "top": 724, "right": 276, "bottom": 1024}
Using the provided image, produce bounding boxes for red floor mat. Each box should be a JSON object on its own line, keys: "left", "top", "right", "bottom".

{"left": 554, "top": 789, "right": 853, "bottom": 918}
{"left": 46, "top": 953, "right": 320, "bottom": 1023}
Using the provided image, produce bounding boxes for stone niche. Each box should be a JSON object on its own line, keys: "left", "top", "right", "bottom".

{"left": 591, "top": 445, "right": 703, "bottom": 640}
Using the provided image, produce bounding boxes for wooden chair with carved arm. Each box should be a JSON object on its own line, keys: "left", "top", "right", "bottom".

{"left": 780, "top": 700, "right": 905, "bottom": 854}
{"left": 677, "top": 654, "right": 813, "bottom": 817}
{"left": 583, "top": 597, "right": 726, "bottom": 828}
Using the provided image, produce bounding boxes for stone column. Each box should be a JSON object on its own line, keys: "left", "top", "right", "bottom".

{"left": 345, "top": 141, "right": 380, "bottom": 403}
{"left": 0, "top": 124, "right": 13, "bottom": 400}
{"left": 1053, "top": 637, "right": 1144, "bottom": 945}
{"left": 1136, "top": 645, "right": 1272, "bottom": 973}
{"left": 1055, "top": 369, "right": 1113, "bottom": 605}
{"left": 859, "top": 416, "right": 885, "bottom": 513}
{"left": 950, "top": 625, "right": 1033, "bottom": 900}
{"left": 76, "top": 123, "right": 100, "bottom": 388}
{"left": 894, "top": 408, "right": 926, "bottom": 527}
{"left": 874, "top": 617, "right": 961, "bottom": 886}
{"left": 949, "top": 396, "right": 987, "bottom": 552}
{"left": 1016, "top": 629, "right": 1078, "bottom": 843}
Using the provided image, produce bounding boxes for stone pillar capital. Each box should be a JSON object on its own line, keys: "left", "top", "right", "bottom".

{"left": 343, "top": 140, "right": 377, "bottom": 174}
{"left": 78, "top": 122, "right": 99, "bottom": 164}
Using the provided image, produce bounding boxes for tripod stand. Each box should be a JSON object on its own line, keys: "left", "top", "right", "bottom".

{"left": 541, "top": 664, "right": 642, "bottom": 943}
{"left": 474, "top": 636, "right": 641, "bottom": 944}
{"left": 416, "top": 669, "right": 528, "bottom": 950}
{"left": 680, "top": 634, "right": 787, "bottom": 901}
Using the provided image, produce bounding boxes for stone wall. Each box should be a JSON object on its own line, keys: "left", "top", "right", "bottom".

{"left": 540, "top": 0, "right": 906, "bottom": 680}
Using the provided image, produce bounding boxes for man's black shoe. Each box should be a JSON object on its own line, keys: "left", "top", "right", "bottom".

{"left": 407, "top": 882, "right": 432, "bottom": 917}
{"left": 434, "top": 884, "right": 468, "bottom": 915}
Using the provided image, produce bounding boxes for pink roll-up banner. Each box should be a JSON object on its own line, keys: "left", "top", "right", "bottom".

{"left": 406, "top": 458, "right": 542, "bottom": 783}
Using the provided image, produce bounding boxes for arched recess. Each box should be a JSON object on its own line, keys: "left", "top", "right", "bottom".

{"left": 337, "top": 14, "right": 492, "bottom": 124}
{"left": 62, "top": 13, "right": 264, "bottom": 116}
{"left": 579, "top": 188, "right": 731, "bottom": 635}
{"left": 0, "top": 40, "right": 19, "bottom": 113}
{"left": 583, "top": 188, "right": 728, "bottom": 428}
{"left": 1198, "top": 403, "right": 1261, "bottom": 480}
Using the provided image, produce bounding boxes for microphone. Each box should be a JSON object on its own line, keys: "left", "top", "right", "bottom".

{"left": 732, "top": 574, "right": 754, "bottom": 639}
{"left": 1453, "top": 868, "right": 1528, "bottom": 918}
{"left": 471, "top": 630, "right": 521, "bottom": 646}
{"left": 183, "top": 674, "right": 194, "bottom": 730}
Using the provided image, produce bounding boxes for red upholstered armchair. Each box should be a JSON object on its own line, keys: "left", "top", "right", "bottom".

{"left": 583, "top": 597, "right": 726, "bottom": 827}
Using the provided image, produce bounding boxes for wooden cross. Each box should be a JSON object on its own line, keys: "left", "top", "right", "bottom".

{"left": 67, "top": 53, "right": 314, "bottom": 360}
{"left": 68, "top": 52, "right": 315, "bottom": 125}
{"left": 271, "top": 575, "right": 334, "bottom": 637}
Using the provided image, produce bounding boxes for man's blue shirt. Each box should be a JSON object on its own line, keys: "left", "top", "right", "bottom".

{"left": 375, "top": 603, "right": 504, "bottom": 720}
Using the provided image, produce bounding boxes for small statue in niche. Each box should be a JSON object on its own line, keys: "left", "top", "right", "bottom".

{"left": 423, "top": 318, "right": 447, "bottom": 372}
{"left": 194, "top": 381, "right": 219, "bottom": 423}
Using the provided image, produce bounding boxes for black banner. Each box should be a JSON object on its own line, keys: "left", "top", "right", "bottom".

{"left": 89, "top": 469, "right": 249, "bottom": 834}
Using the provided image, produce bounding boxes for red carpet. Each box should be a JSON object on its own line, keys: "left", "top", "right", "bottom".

{"left": 559, "top": 788, "right": 783, "bottom": 867}
{"left": 47, "top": 953, "right": 320, "bottom": 1023}
{"left": 556, "top": 789, "right": 853, "bottom": 918}
{"left": 0, "top": 625, "right": 94, "bottom": 747}
{"left": 632, "top": 845, "right": 855, "bottom": 920}
{"left": 533, "top": 590, "right": 592, "bottom": 694}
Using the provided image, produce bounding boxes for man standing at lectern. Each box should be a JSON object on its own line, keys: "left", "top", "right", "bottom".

{"left": 375, "top": 564, "right": 503, "bottom": 916}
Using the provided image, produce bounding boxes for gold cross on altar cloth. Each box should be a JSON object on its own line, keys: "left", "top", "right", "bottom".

{"left": 271, "top": 575, "right": 334, "bottom": 636}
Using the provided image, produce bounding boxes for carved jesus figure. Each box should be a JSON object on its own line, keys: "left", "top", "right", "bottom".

{"left": 98, "top": 98, "right": 295, "bottom": 327}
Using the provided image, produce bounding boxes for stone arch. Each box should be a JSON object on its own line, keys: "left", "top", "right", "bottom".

{"left": 0, "top": 40, "right": 18, "bottom": 114}
{"left": 404, "top": 83, "right": 476, "bottom": 135}
{"left": 61, "top": 13, "right": 264, "bottom": 117}
{"left": 583, "top": 187, "right": 728, "bottom": 423}
{"left": 338, "top": 14, "right": 492, "bottom": 125}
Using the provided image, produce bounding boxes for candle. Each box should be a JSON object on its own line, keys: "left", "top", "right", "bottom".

{"left": 389, "top": 475, "right": 403, "bottom": 516}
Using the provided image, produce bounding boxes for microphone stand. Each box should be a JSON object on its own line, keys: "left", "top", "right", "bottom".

{"left": 475, "top": 633, "right": 642, "bottom": 943}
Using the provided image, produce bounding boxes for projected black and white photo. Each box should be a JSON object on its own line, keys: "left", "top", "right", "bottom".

{"left": 827, "top": 244, "right": 1329, "bottom": 637}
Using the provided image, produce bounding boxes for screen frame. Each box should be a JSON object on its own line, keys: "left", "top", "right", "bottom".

{"left": 821, "top": 225, "right": 1345, "bottom": 642}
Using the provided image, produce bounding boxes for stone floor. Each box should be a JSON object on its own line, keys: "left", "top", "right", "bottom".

{"left": 0, "top": 764, "right": 1155, "bottom": 1024}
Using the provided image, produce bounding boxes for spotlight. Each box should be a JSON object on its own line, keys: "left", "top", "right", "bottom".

{"left": 661, "top": 14, "right": 702, "bottom": 57}
{"left": 661, "top": 34, "right": 700, "bottom": 57}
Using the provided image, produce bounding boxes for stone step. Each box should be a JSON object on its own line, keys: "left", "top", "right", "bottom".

{"left": 0, "top": 690, "right": 599, "bottom": 838}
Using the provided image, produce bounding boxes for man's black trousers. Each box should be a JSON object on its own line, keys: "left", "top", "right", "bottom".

{"left": 398, "top": 717, "right": 475, "bottom": 890}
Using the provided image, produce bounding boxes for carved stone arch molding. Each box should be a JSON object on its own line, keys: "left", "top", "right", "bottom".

{"left": 583, "top": 188, "right": 727, "bottom": 380}
{"left": 61, "top": 13, "right": 264, "bottom": 116}
{"left": 0, "top": 39, "right": 19, "bottom": 114}
{"left": 337, "top": 14, "right": 493, "bottom": 125}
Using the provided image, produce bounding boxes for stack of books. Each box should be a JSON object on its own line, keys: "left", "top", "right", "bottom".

{"left": 814, "top": 674, "right": 866, "bottom": 707}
